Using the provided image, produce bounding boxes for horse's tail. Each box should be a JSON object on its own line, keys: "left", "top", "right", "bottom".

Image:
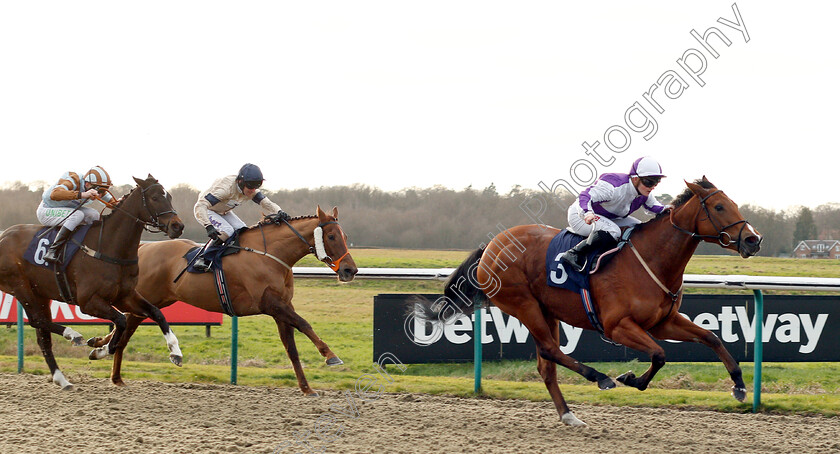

{"left": 406, "top": 246, "right": 489, "bottom": 323}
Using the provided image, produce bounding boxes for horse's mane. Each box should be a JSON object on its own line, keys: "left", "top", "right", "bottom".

{"left": 252, "top": 214, "right": 319, "bottom": 228}
{"left": 635, "top": 178, "right": 716, "bottom": 230}
{"left": 99, "top": 185, "right": 138, "bottom": 222}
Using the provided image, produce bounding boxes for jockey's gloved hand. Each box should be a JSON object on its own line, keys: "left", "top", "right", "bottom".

{"left": 205, "top": 225, "right": 221, "bottom": 240}
{"left": 277, "top": 209, "right": 291, "bottom": 221}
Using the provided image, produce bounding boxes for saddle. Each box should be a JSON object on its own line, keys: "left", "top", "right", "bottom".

{"left": 544, "top": 227, "right": 634, "bottom": 336}
{"left": 182, "top": 234, "right": 242, "bottom": 274}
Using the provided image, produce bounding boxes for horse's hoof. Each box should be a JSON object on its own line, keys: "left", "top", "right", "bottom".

{"left": 88, "top": 347, "right": 109, "bottom": 360}
{"left": 170, "top": 354, "right": 183, "bottom": 367}
{"left": 561, "top": 412, "right": 587, "bottom": 427}
{"left": 61, "top": 383, "right": 75, "bottom": 391}
{"left": 732, "top": 386, "right": 747, "bottom": 402}
{"left": 69, "top": 336, "right": 85, "bottom": 347}
{"left": 86, "top": 337, "right": 101, "bottom": 347}
{"left": 616, "top": 371, "right": 635, "bottom": 386}
{"left": 598, "top": 377, "right": 616, "bottom": 390}
{"left": 305, "top": 391, "right": 319, "bottom": 397}
{"left": 326, "top": 357, "right": 344, "bottom": 366}
{"left": 112, "top": 380, "right": 127, "bottom": 387}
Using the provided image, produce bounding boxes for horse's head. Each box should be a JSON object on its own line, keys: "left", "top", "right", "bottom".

{"left": 133, "top": 175, "right": 185, "bottom": 239}
{"left": 681, "top": 176, "right": 762, "bottom": 258}
{"left": 315, "top": 205, "right": 358, "bottom": 282}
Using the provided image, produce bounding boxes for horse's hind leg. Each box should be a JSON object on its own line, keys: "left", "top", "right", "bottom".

{"left": 498, "top": 300, "right": 608, "bottom": 426}
{"left": 109, "top": 313, "right": 145, "bottom": 386}
{"left": 649, "top": 314, "right": 747, "bottom": 402}
{"left": 16, "top": 296, "right": 75, "bottom": 390}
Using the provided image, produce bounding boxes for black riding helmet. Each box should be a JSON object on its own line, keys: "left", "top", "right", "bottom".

{"left": 236, "top": 163, "right": 264, "bottom": 190}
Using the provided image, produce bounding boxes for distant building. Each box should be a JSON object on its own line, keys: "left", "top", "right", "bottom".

{"left": 793, "top": 240, "right": 840, "bottom": 259}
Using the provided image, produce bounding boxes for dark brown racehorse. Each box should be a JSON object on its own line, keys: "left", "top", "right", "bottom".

{"left": 0, "top": 175, "right": 184, "bottom": 390}
{"left": 413, "top": 177, "right": 762, "bottom": 426}
{"left": 90, "top": 205, "right": 358, "bottom": 395}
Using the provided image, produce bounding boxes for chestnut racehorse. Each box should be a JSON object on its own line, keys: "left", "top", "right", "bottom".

{"left": 414, "top": 177, "right": 762, "bottom": 426}
{"left": 0, "top": 175, "right": 185, "bottom": 390}
{"left": 90, "top": 206, "right": 358, "bottom": 395}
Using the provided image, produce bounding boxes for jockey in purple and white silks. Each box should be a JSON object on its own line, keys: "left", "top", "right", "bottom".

{"left": 560, "top": 156, "right": 671, "bottom": 271}
{"left": 192, "top": 163, "right": 291, "bottom": 271}
{"left": 36, "top": 166, "right": 115, "bottom": 264}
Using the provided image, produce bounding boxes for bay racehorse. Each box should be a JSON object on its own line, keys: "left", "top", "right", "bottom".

{"left": 90, "top": 205, "right": 358, "bottom": 395}
{"left": 0, "top": 175, "right": 185, "bottom": 390}
{"left": 413, "top": 177, "right": 762, "bottom": 426}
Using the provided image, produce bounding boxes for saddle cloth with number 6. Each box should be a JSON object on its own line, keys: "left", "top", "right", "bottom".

{"left": 24, "top": 225, "right": 93, "bottom": 271}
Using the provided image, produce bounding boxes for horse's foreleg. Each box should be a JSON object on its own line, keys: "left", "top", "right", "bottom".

{"left": 80, "top": 300, "right": 127, "bottom": 360}
{"left": 110, "top": 314, "right": 145, "bottom": 386}
{"left": 649, "top": 315, "right": 746, "bottom": 401}
{"left": 119, "top": 291, "right": 182, "bottom": 366}
{"left": 275, "top": 319, "right": 318, "bottom": 396}
{"left": 606, "top": 317, "right": 666, "bottom": 391}
{"left": 260, "top": 287, "right": 342, "bottom": 366}
{"left": 87, "top": 329, "right": 115, "bottom": 348}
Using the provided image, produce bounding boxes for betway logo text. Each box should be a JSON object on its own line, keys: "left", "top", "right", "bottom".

{"left": 409, "top": 306, "right": 828, "bottom": 354}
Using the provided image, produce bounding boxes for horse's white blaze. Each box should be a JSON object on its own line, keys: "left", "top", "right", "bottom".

{"left": 62, "top": 327, "right": 83, "bottom": 345}
{"left": 165, "top": 331, "right": 182, "bottom": 357}
{"left": 746, "top": 223, "right": 761, "bottom": 240}
{"left": 561, "top": 412, "right": 587, "bottom": 427}
{"left": 314, "top": 226, "right": 328, "bottom": 260}
{"left": 52, "top": 370, "right": 73, "bottom": 390}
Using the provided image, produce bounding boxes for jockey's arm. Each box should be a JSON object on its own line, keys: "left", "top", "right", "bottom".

{"left": 252, "top": 192, "right": 283, "bottom": 215}
{"left": 49, "top": 184, "right": 81, "bottom": 201}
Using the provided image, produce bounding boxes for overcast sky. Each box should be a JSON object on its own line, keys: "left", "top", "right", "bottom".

{"left": 1, "top": 1, "right": 836, "bottom": 211}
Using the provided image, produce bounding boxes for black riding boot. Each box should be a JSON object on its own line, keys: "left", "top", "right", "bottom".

{"left": 560, "top": 230, "right": 616, "bottom": 272}
{"left": 43, "top": 226, "right": 75, "bottom": 265}
{"left": 192, "top": 238, "right": 223, "bottom": 272}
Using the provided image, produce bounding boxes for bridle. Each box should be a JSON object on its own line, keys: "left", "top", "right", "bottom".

{"left": 670, "top": 189, "right": 753, "bottom": 252}
{"left": 278, "top": 217, "right": 350, "bottom": 273}
{"left": 94, "top": 183, "right": 178, "bottom": 233}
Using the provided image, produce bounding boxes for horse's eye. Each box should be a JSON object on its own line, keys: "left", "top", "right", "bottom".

{"left": 715, "top": 204, "right": 724, "bottom": 212}
{"left": 328, "top": 234, "right": 336, "bottom": 240}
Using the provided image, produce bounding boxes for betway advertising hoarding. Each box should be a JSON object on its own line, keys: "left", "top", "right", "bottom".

{"left": 374, "top": 294, "right": 838, "bottom": 363}
{"left": 0, "top": 291, "right": 222, "bottom": 326}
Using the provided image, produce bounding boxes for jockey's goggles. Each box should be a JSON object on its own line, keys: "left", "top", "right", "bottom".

{"left": 243, "top": 180, "right": 262, "bottom": 190}
{"left": 640, "top": 176, "right": 661, "bottom": 188}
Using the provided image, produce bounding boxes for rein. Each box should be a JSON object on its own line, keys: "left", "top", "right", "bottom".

{"left": 94, "top": 183, "right": 177, "bottom": 233}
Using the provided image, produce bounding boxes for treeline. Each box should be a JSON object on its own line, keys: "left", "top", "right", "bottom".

{"left": 2, "top": 181, "right": 837, "bottom": 257}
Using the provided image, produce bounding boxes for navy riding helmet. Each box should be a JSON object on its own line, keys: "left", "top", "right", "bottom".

{"left": 237, "top": 163, "right": 264, "bottom": 190}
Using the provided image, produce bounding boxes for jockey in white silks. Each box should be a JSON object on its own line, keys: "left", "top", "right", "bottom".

{"left": 560, "top": 156, "right": 671, "bottom": 272}
{"left": 192, "top": 163, "right": 290, "bottom": 270}
{"left": 37, "top": 166, "right": 115, "bottom": 265}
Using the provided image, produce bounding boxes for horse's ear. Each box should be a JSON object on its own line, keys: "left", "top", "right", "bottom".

{"left": 332, "top": 206, "right": 339, "bottom": 220}
{"left": 685, "top": 179, "right": 710, "bottom": 197}
{"left": 147, "top": 173, "right": 155, "bottom": 181}
{"left": 316, "top": 205, "right": 328, "bottom": 222}
{"left": 701, "top": 175, "right": 715, "bottom": 187}
{"left": 133, "top": 176, "right": 144, "bottom": 186}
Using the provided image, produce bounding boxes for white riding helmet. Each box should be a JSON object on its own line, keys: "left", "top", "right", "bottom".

{"left": 629, "top": 157, "right": 665, "bottom": 178}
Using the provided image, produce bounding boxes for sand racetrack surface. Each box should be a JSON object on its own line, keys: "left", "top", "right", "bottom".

{"left": 1, "top": 373, "right": 838, "bottom": 454}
